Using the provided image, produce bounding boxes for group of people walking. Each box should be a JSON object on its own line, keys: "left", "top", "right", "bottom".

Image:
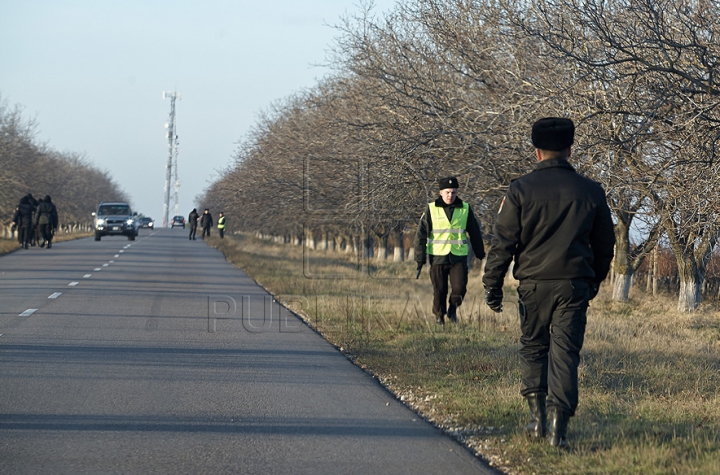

{"left": 413, "top": 117, "right": 615, "bottom": 449}
{"left": 11, "top": 193, "right": 59, "bottom": 249}
{"left": 187, "top": 208, "right": 225, "bottom": 240}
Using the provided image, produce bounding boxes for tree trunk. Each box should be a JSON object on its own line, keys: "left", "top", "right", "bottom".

{"left": 678, "top": 269, "right": 701, "bottom": 312}
{"left": 364, "top": 236, "right": 374, "bottom": 258}
{"left": 612, "top": 273, "right": 632, "bottom": 301}
{"left": 611, "top": 223, "right": 633, "bottom": 302}
{"left": 376, "top": 234, "right": 388, "bottom": 261}
{"left": 652, "top": 246, "right": 658, "bottom": 296}
{"left": 305, "top": 228, "right": 316, "bottom": 249}
{"left": 645, "top": 249, "right": 652, "bottom": 293}
{"left": 324, "top": 229, "right": 334, "bottom": 251}
{"left": 393, "top": 227, "right": 404, "bottom": 262}
{"left": 664, "top": 217, "right": 716, "bottom": 313}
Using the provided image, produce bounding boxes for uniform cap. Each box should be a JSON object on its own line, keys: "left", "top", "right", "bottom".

{"left": 531, "top": 117, "right": 574, "bottom": 151}
{"left": 438, "top": 176, "right": 459, "bottom": 190}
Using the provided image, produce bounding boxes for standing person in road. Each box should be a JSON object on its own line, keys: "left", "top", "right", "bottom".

{"left": 413, "top": 176, "right": 485, "bottom": 325}
{"left": 482, "top": 118, "right": 615, "bottom": 448}
{"left": 200, "top": 208, "right": 213, "bottom": 239}
{"left": 25, "top": 193, "right": 39, "bottom": 246}
{"left": 35, "top": 195, "right": 58, "bottom": 249}
{"left": 217, "top": 212, "right": 226, "bottom": 239}
{"left": 34, "top": 197, "right": 44, "bottom": 246}
{"left": 188, "top": 208, "right": 199, "bottom": 240}
{"left": 12, "top": 196, "right": 35, "bottom": 249}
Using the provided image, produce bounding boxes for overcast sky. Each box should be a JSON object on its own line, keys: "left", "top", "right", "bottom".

{"left": 1, "top": 0, "right": 395, "bottom": 224}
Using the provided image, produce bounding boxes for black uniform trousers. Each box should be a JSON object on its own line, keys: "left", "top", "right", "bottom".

{"left": 517, "top": 279, "right": 590, "bottom": 417}
{"left": 18, "top": 226, "right": 32, "bottom": 248}
{"left": 201, "top": 226, "right": 211, "bottom": 239}
{"left": 189, "top": 225, "right": 197, "bottom": 240}
{"left": 38, "top": 223, "right": 54, "bottom": 245}
{"left": 429, "top": 261, "right": 467, "bottom": 318}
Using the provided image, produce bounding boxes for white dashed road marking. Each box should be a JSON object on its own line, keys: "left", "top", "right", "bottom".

{"left": 94, "top": 268, "right": 102, "bottom": 271}
{"left": 114, "top": 255, "right": 119, "bottom": 258}
{"left": 48, "top": 292, "right": 62, "bottom": 299}
{"left": 19, "top": 309, "right": 37, "bottom": 317}
{"left": 68, "top": 282, "right": 79, "bottom": 287}
{"left": 103, "top": 264, "right": 109, "bottom": 267}
{"left": 83, "top": 274, "right": 92, "bottom": 278}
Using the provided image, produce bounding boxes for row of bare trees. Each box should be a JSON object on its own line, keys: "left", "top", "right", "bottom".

{"left": 200, "top": 0, "right": 720, "bottom": 312}
{"left": 0, "top": 94, "right": 130, "bottom": 233}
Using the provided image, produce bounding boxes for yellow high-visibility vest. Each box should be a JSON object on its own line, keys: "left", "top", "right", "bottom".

{"left": 427, "top": 202, "right": 469, "bottom": 256}
{"left": 218, "top": 216, "right": 226, "bottom": 229}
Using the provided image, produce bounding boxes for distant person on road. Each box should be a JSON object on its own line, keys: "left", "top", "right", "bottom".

{"left": 188, "top": 208, "right": 199, "bottom": 240}
{"left": 25, "top": 193, "right": 39, "bottom": 246}
{"left": 217, "top": 212, "right": 226, "bottom": 239}
{"left": 35, "top": 195, "right": 58, "bottom": 249}
{"left": 412, "top": 176, "right": 485, "bottom": 325}
{"left": 12, "top": 196, "right": 35, "bottom": 249}
{"left": 200, "top": 209, "right": 213, "bottom": 239}
{"left": 482, "top": 117, "right": 615, "bottom": 448}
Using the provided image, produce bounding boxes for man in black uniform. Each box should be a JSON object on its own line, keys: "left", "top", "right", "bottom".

{"left": 25, "top": 193, "right": 39, "bottom": 246}
{"left": 12, "top": 196, "right": 35, "bottom": 249}
{"left": 35, "top": 195, "right": 58, "bottom": 248}
{"left": 188, "top": 208, "right": 199, "bottom": 240}
{"left": 200, "top": 209, "right": 213, "bottom": 240}
{"left": 413, "top": 177, "right": 485, "bottom": 324}
{"left": 482, "top": 118, "right": 615, "bottom": 448}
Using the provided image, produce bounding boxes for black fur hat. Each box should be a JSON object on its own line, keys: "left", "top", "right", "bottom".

{"left": 531, "top": 117, "right": 574, "bottom": 151}
{"left": 438, "top": 176, "right": 459, "bottom": 190}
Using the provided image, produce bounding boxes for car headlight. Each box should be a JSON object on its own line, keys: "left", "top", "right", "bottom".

{"left": 126, "top": 218, "right": 134, "bottom": 225}
{"left": 96, "top": 218, "right": 106, "bottom": 226}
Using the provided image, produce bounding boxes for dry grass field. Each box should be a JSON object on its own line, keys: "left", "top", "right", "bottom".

{"left": 215, "top": 233, "right": 719, "bottom": 474}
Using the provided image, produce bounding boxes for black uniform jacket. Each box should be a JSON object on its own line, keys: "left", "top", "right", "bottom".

{"left": 35, "top": 201, "right": 58, "bottom": 227}
{"left": 483, "top": 158, "right": 615, "bottom": 288}
{"left": 413, "top": 197, "right": 486, "bottom": 266}
{"left": 188, "top": 211, "right": 199, "bottom": 227}
{"left": 13, "top": 203, "right": 35, "bottom": 228}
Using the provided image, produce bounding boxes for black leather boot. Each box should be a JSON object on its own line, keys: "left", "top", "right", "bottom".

{"left": 447, "top": 304, "right": 458, "bottom": 323}
{"left": 547, "top": 407, "right": 570, "bottom": 448}
{"left": 525, "top": 393, "right": 547, "bottom": 439}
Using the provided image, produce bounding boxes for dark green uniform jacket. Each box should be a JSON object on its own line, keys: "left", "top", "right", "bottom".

{"left": 483, "top": 158, "right": 615, "bottom": 287}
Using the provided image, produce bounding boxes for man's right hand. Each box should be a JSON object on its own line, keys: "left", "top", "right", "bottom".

{"left": 484, "top": 286, "right": 503, "bottom": 313}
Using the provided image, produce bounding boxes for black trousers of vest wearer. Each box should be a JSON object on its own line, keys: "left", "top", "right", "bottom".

{"left": 517, "top": 279, "right": 590, "bottom": 417}
{"left": 429, "top": 261, "right": 468, "bottom": 318}
{"left": 219, "top": 228, "right": 224, "bottom": 239}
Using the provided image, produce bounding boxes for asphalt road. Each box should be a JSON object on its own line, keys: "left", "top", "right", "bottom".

{"left": 0, "top": 229, "right": 497, "bottom": 475}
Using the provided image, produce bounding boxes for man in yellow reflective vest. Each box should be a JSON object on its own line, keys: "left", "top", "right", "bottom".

{"left": 217, "top": 211, "right": 226, "bottom": 239}
{"left": 413, "top": 177, "right": 485, "bottom": 324}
